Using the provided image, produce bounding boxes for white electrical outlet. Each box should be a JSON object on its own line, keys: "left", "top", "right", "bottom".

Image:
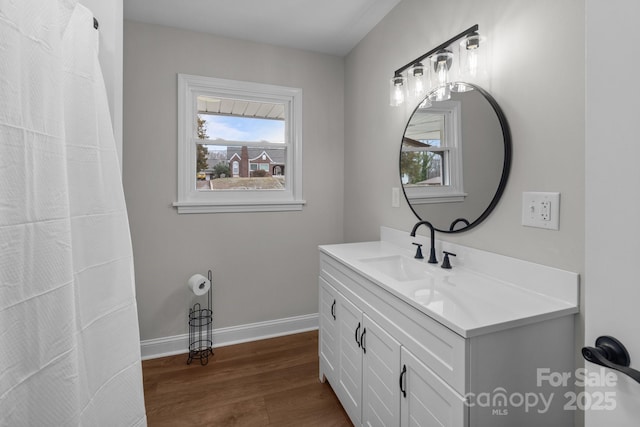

{"left": 522, "top": 192, "right": 560, "bottom": 230}
{"left": 540, "top": 201, "right": 551, "bottom": 221}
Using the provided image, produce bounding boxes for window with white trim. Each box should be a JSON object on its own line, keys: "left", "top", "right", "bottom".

{"left": 400, "top": 100, "right": 465, "bottom": 204}
{"left": 174, "top": 74, "right": 304, "bottom": 213}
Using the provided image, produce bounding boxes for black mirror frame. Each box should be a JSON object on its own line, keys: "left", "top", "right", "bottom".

{"left": 399, "top": 83, "right": 512, "bottom": 233}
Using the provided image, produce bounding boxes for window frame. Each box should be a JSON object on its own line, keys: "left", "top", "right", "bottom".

{"left": 402, "top": 100, "right": 466, "bottom": 204}
{"left": 174, "top": 74, "right": 304, "bottom": 213}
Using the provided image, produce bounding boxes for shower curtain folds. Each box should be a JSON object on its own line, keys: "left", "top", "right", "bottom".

{"left": 0, "top": 1, "right": 147, "bottom": 425}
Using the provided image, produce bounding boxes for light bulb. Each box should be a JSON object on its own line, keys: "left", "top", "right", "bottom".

{"left": 431, "top": 49, "right": 453, "bottom": 87}
{"left": 393, "top": 85, "right": 404, "bottom": 105}
{"left": 409, "top": 62, "right": 427, "bottom": 100}
{"left": 436, "top": 60, "right": 448, "bottom": 86}
{"left": 459, "top": 32, "right": 483, "bottom": 80}
{"left": 468, "top": 49, "right": 478, "bottom": 77}
{"left": 428, "top": 50, "right": 452, "bottom": 101}
{"left": 389, "top": 74, "right": 406, "bottom": 107}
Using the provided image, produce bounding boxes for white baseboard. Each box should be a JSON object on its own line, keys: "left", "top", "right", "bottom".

{"left": 140, "top": 313, "right": 319, "bottom": 360}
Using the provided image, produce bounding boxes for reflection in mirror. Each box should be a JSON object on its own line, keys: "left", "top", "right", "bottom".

{"left": 401, "top": 100, "right": 464, "bottom": 203}
{"left": 399, "top": 84, "right": 511, "bottom": 233}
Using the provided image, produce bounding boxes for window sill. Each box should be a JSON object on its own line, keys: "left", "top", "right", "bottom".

{"left": 173, "top": 200, "right": 306, "bottom": 214}
{"left": 406, "top": 193, "right": 467, "bottom": 205}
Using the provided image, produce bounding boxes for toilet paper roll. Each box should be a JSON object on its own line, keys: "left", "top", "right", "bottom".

{"left": 188, "top": 274, "right": 211, "bottom": 296}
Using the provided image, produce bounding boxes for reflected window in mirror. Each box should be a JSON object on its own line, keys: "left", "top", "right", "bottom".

{"left": 399, "top": 84, "right": 511, "bottom": 233}
{"left": 401, "top": 101, "right": 465, "bottom": 204}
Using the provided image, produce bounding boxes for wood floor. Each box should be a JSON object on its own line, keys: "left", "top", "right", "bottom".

{"left": 142, "top": 331, "right": 352, "bottom": 426}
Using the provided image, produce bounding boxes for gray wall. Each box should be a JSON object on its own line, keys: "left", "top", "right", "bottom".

{"left": 345, "top": 1, "right": 584, "bottom": 425}
{"left": 123, "top": 21, "right": 345, "bottom": 340}
{"left": 345, "top": 0, "right": 584, "bottom": 274}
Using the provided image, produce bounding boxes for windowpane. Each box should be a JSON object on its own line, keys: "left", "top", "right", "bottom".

{"left": 196, "top": 143, "right": 286, "bottom": 190}
{"left": 197, "top": 97, "right": 285, "bottom": 144}
{"left": 423, "top": 139, "right": 441, "bottom": 147}
{"left": 400, "top": 150, "right": 446, "bottom": 186}
{"left": 195, "top": 96, "right": 287, "bottom": 191}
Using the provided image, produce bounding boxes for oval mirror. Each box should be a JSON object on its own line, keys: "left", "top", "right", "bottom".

{"left": 399, "top": 83, "right": 511, "bottom": 232}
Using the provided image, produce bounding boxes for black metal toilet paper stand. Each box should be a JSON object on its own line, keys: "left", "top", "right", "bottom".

{"left": 187, "top": 270, "right": 213, "bottom": 365}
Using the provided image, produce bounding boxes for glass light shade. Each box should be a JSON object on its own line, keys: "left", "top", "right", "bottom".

{"left": 431, "top": 50, "right": 453, "bottom": 87}
{"left": 458, "top": 33, "right": 485, "bottom": 81}
{"left": 389, "top": 74, "right": 407, "bottom": 107}
{"left": 408, "top": 62, "right": 429, "bottom": 101}
{"left": 428, "top": 50, "right": 453, "bottom": 101}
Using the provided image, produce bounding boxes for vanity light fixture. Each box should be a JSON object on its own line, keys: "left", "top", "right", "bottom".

{"left": 390, "top": 24, "right": 482, "bottom": 107}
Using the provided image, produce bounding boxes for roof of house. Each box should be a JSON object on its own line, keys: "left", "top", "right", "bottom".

{"left": 226, "top": 147, "right": 285, "bottom": 164}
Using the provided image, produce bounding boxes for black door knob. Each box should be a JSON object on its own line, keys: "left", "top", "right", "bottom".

{"left": 582, "top": 336, "right": 640, "bottom": 384}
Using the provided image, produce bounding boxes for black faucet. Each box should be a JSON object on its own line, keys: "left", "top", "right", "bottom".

{"left": 410, "top": 221, "right": 438, "bottom": 264}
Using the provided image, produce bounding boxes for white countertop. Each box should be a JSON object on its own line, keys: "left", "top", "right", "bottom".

{"left": 319, "top": 238, "right": 579, "bottom": 338}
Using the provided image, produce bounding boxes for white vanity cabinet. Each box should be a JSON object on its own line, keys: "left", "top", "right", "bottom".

{"left": 335, "top": 285, "right": 364, "bottom": 423}
{"left": 318, "top": 244, "right": 577, "bottom": 427}
{"left": 362, "top": 313, "right": 401, "bottom": 426}
{"left": 320, "top": 276, "right": 402, "bottom": 426}
{"left": 319, "top": 278, "right": 338, "bottom": 384}
{"left": 319, "top": 257, "right": 467, "bottom": 426}
{"left": 400, "top": 347, "right": 466, "bottom": 427}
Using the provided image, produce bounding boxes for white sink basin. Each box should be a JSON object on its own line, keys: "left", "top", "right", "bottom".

{"left": 359, "top": 255, "right": 430, "bottom": 282}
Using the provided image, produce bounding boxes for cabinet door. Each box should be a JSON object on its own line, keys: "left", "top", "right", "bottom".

{"left": 319, "top": 277, "right": 338, "bottom": 384}
{"left": 336, "top": 291, "right": 364, "bottom": 426}
{"left": 400, "top": 347, "right": 467, "bottom": 427}
{"left": 362, "top": 313, "right": 401, "bottom": 427}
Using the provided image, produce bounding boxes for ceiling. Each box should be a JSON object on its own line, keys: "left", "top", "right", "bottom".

{"left": 124, "top": 0, "right": 402, "bottom": 56}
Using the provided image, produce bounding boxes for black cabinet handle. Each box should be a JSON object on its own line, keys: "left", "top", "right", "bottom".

{"left": 361, "top": 328, "right": 367, "bottom": 354}
{"left": 331, "top": 300, "right": 336, "bottom": 320}
{"left": 399, "top": 364, "right": 407, "bottom": 398}
{"left": 582, "top": 336, "right": 640, "bottom": 384}
{"left": 355, "top": 322, "right": 361, "bottom": 347}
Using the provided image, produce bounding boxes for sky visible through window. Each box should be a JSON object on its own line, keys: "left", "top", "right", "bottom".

{"left": 199, "top": 114, "right": 285, "bottom": 144}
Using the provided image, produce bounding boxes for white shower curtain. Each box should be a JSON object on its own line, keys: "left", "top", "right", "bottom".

{"left": 0, "top": 1, "right": 147, "bottom": 425}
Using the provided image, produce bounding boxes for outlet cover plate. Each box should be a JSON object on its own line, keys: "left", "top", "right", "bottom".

{"left": 522, "top": 192, "right": 560, "bottom": 230}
